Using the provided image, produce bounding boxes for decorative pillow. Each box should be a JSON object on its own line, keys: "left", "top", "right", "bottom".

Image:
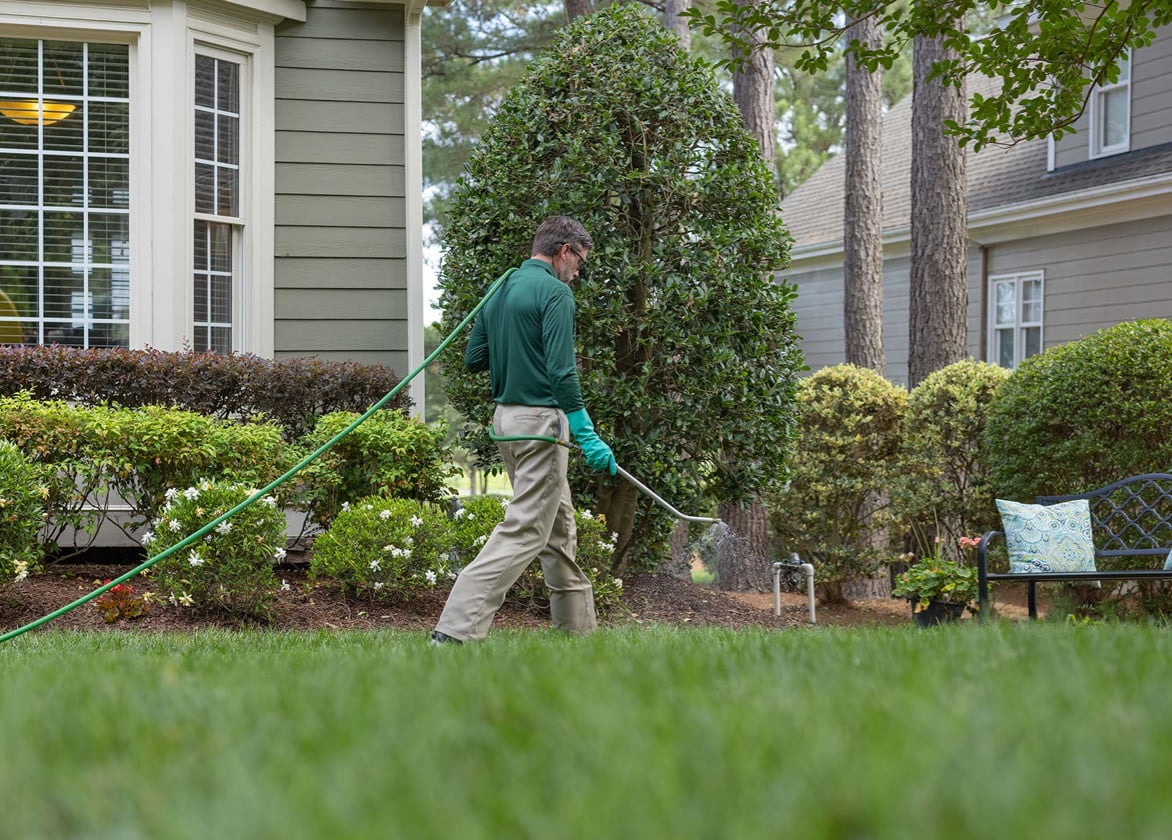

{"left": 1164, "top": 548, "right": 1172, "bottom": 572}
{"left": 996, "top": 498, "right": 1098, "bottom": 575}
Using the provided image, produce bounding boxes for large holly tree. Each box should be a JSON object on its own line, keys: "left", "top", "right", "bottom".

{"left": 438, "top": 4, "right": 803, "bottom": 573}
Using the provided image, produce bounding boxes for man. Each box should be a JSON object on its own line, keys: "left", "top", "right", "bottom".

{"left": 432, "top": 216, "right": 617, "bottom": 644}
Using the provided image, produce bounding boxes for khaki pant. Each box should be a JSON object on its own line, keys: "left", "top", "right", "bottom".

{"left": 435, "top": 404, "right": 598, "bottom": 641}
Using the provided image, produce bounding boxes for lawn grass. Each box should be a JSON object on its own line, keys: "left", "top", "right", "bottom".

{"left": 3, "top": 624, "right": 1171, "bottom": 839}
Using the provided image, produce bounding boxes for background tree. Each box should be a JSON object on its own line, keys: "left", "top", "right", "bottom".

{"left": 907, "top": 29, "right": 967, "bottom": 388}
{"left": 842, "top": 11, "right": 884, "bottom": 374}
{"left": 438, "top": 5, "right": 803, "bottom": 573}
{"left": 688, "top": 0, "right": 1171, "bottom": 148}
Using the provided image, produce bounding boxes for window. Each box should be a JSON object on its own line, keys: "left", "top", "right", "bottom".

{"left": 1090, "top": 50, "right": 1130, "bottom": 158}
{"left": 989, "top": 272, "right": 1043, "bottom": 370}
{"left": 193, "top": 51, "right": 241, "bottom": 354}
{"left": 0, "top": 37, "right": 130, "bottom": 347}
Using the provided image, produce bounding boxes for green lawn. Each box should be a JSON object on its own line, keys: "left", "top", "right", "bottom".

{"left": 2, "top": 624, "right": 1170, "bottom": 839}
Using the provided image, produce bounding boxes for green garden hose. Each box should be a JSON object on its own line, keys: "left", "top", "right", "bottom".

{"left": 0, "top": 268, "right": 517, "bottom": 644}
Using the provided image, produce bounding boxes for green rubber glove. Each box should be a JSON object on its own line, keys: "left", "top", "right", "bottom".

{"left": 566, "top": 408, "right": 617, "bottom": 475}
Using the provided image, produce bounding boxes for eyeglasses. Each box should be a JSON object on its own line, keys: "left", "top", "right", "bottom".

{"left": 567, "top": 245, "right": 587, "bottom": 265}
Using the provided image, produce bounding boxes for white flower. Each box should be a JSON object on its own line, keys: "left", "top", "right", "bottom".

{"left": 13, "top": 560, "right": 29, "bottom": 583}
{"left": 370, "top": 559, "right": 381, "bottom": 572}
{"left": 404, "top": 537, "right": 414, "bottom": 547}
{"left": 188, "top": 551, "right": 204, "bottom": 567}
{"left": 341, "top": 502, "right": 350, "bottom": 511}
{"left": 178, "top": 593, "right": 195, "bottom": 606}
{"left": 273, "top": 547, "right": 287, "bottom": 562}
{"left": 583, "top": 509, "right": 592, "bottom": 519}
{"left": 372, "top": 581, "right": 384, "bottom": 591}
{"left": 614, "top": 578, "right": 623, "bottom": 589}
{"left": 383, "top": 544, "right": 394, "bottom": 552}
{"left": 447, "top": 570, "right": 457, "bottom": 580}
{"left": 216, "top": 521, "right": 233, "bottom": 535}
{"left": 183, "top": 487, "right": 200, "bottom": 501}
{"left": 475, "top": 535, "right": 488, "bottom": 547}
{"left": 454, "top": 508, "right": 467, "bottom": 519}
{"left": 167, "top": 519, "right": 182, "bottom": 532}
{"left": 410, "top": 515, "right": 424, "bottom": 528}
{"left": 262, "top": 496, "right": 277, "bottom": 508}
{"left": 380, "top": 509, "right": 392, "bottom": 520}
{"left": 140, "top": 530, "right": 154, "bottom": 546}
{"left": 467, "top": 513, "right": 476, "bottom": 520}
{"left": 280, "top": 579, "right": 291, "bottom": 591}
{"left": 425, "top": 569, "right": 437, "bottom": 585}
{"left": 164, "top": 488, "right": 180, "bottom": 501}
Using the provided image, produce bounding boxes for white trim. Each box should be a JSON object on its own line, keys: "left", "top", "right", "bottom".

{"left": 1046, "top": 134, "right": 1055, "bottom": 172}
{"left": 404, "top": 4, "right": 425, "bottom": 417}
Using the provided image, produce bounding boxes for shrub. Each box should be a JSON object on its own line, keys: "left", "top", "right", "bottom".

{"left": 145, "top": 480, "right": 287, "bottom": 618}
{"left": 892, "top": 360, "right": 1011, "bottom": 558}
{"left": 309, "top": 497, "right": 452, "bottom": 599}
{"left": 293, "top": 410, "right": 459, "bottom": 529}
{"left": 767, "top": 365, "right": 908, "bottom": 603}
{"left": 985, "top": 320, "right": 1172, "bottom": 501}
{"left": 0, "top": 439, "right": 48, "bottom": 586}
{"left": 0, "top": 345, "right": 408, "bottom": 440}
{"left": 448, "top": 495, "right": 507, "bottom": 563}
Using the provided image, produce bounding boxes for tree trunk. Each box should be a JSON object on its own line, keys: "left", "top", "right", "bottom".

{"left": 908, "top": 31, "right": 968, "bottom": 389}
{"left": 843, "top": 13, "right": 885, "bottom": 375}
{"left": 563, "top": 0, "right": 591, "bottom": 23}
{"left": 664, "top": 0, "right": 691, "bottom": 50}
{"left": 715, "top": 499, "right": 772, "bottom": 592}
{"left": 666, "top": 520, "right": 693, "bottom": 580}
{"left": 731, "top": 0, "right": 775, "bottom": 167}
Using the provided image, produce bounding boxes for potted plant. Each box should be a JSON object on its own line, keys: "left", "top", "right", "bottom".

{"left": 892, "top": 538, "right": 981, "bottom": 626}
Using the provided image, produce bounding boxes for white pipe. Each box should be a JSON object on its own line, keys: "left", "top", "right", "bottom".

{"left": 773, "top": 555, "right": 817, "bottom": 624}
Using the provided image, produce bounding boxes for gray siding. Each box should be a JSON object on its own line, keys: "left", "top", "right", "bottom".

{"left": 985, "top": 213, "right": 1172, "bottom": 348}
{"left": 274, "top": 0, "right": 408, "bottom": 371}
{"left": 1052, "top": 24, "right": 1172, "bottom": 169}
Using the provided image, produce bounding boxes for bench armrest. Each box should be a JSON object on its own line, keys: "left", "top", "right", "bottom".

{"left": 976, "top": 530, "right": 1004, "bottom": 618}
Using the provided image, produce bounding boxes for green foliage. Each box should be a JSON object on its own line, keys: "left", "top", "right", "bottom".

{"left": 985, "top": 320, "right": 1172, "bottom": 501}
{"left": 767, "top": 365, "right": 907, "bottom": 602}
{"left": 688, "top": 0, "right": 1171, "bottom": 148}
{"left": 293, "top": 410, "right": 459, "bottom": 529}
{"left": 892, "top": 360, "right": 1010, "bottom": 556}
{"left": 310, "top": 497, "right": 453, "bottom": 599}
{"left": 438, "top": 5, "right": 803, "bottom": 571}
{"left": 892, "top": 556, "right": 979, "bottom": 613}
{"left": 146, "top": 480, "right": 287, "bottom": 619}
{"left": 448, "top": 494, "right": 507, "bottom": 561}
{"left": 93, "top": 580, "right": 153, "bottom": 623}
{"left": 0, "top": 439, "right": 46, "bottom": 586}
{"left": 508, "top": 509, "right": 625, "bottom": 617}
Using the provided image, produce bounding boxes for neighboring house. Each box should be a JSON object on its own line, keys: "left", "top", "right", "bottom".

{"left": 780, "top": 23, "right": 1172, "bottom": 385}
{"left": 0, "top": 0, "right": 438, "bottom": 410}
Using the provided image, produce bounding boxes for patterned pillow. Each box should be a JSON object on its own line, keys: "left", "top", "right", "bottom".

{"left": 1164, "top": 548, "right": 1172, "bottom": 572}
{"left": 995, "top": 498, "right": 1097, "bottom": 574}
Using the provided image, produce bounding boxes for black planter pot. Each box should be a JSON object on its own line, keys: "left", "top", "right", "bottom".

{"left": 911, "top": 600, "right": 965, "bottom": 627}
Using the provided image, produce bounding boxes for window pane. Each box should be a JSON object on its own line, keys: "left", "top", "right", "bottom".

{"left": 91, "top": 267, "right": 129, "bottom": 320}
{"left": 217, "top": 168, "right": 238, "bottom": 216}
{"left": 89, "top": 102, "right": 129, "bottom": 154}
{"left": 43, "top": 156, "right": 85, "bottom": 207}
{"left": 209, "top": 223, "right": 231, "bottom": 273}
{"left": 0, "top": 155, "right": 39, "bottom": 205}
{"left": 996, "top": 328, "right": 1015, "bottom": 369}
{"left": 217, "top": 114, "right": 238, "bottom": 165}
{"left": 217, "top": 61, "right": 239, "bottom": 113}
{"left": 43, "top": 266, "right": 82, "bottom": 320}
{"left": 1021, "top": 278, "right": 1042, "bottom": 323}
{"left": 194, "top": 275, "right": 208, "bottom": 322}
{"left": 195, "top": 110, "right": 215, "bottom": 161}
{"left": 88, "top": 44, "right": 129, "bottom": 98}
{"left": 42, "top": 103, "right": 85, "bottom": 153}
{"left": 209, "top": 275, "right": 231, "bottom": 322}
{"left": 43, "top": 211, "right": 81, "bottom": 263}
{"left": 90, "top": 213, "right": 130, "bottom": 265}
{"left": 0, "top": 264, "right": 38, "bottom": 344}
{"left": 994, "top": 281, "right": 1015, "bottom": 326}
{"left": 0, "top": 117, "right": 40, "bottom": 151}
{"left": 1023, "top": 326, "right": 1042, "bottom": 359}
{"left": 42, "top": 42, "right": 85, "bottom": 96}
{"left": 0, "top": 38, "right": 39, "bottom": 93}
{"left": 88, "top": 158, "right": 129, "bottom": 208}
{"left": 1102, "top": 88, "right": 1128, "bottom": 149}
{"left": 0, "top": 209, "right": 39, "bottom": 261}
{"left": 195, "top": 163, "right": 216, "bottom": 213}
{"left": 195, "top": 56, "right": 215, "bottom": 109}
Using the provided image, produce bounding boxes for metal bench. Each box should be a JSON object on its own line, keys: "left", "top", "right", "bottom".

{"left": 977, "top": 473, "right": 1172, "bottom": 619}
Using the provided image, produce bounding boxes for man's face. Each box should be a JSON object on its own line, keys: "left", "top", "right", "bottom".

{"left": 555, "top": 243, "right": 588, "bottom": 285}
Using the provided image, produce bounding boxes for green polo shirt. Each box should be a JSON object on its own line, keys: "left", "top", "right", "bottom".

{"left": 465, "top": 258, "right": 585, "bottom": 413}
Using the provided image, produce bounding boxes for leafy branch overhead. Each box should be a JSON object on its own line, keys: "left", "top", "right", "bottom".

{"left": 688, "top": 0, "right": 1172, "bottom": 149}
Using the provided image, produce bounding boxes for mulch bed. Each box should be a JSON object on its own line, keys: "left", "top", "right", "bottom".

{"left": 0, "top": 563, "right": 806, "bottom": 636}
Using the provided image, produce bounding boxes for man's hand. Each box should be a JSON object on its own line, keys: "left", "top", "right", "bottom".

{"left": 566, "top": 408, "right": 617, "bottom": 475}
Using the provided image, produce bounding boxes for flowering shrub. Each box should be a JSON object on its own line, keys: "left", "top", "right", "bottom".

{"left": 0, "top": 439, "right": 47, "bottom": 587}
{"left": 448, "top": 495, "right": 507, "bottom": 562}
{"left": 146, "top": 480, "right": 287, "bottom": 618}
{"left": 310, "top": 497, "right": 452, "bottom": 599}
{"left": 94, "top": 580, "right": 154, "bottom": 623}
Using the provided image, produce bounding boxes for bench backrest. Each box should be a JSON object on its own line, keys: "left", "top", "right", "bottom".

{"left": 1036, "top": 473, "right": 1172, "bottom": 559}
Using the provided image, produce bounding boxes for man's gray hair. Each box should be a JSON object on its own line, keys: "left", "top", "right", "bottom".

{"left": 531, "top": 215, "right": 593, "bottom": 257}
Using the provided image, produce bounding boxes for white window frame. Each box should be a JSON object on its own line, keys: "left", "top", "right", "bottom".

{"left": 1089, "top": 49, "right": 1131, "bottom": 159}
{"left": 988, "top": 271, "right": 1044, "bottom": 370}
{"left": 0, "top": 1, "right": 278, "bottom": 356}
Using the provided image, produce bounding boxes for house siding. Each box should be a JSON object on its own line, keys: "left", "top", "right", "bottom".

{"left": 274, "top": 1, "right": 409, "bottom": 373}
{"left": 1052, "top": 24, "right": 1172, "bottom": 169}
{"left": 985, "top": 213, "right": 1172, "bottom": 347}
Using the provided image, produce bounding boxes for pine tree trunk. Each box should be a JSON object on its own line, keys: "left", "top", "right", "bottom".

{"left": 908, "top": 31, "right": 968, "bottom": 389}
{"left": 667, "top": 520, "right": 693, "bottom": 580}
{"left": 716, "top": 499, "right": 772, "bottom": 592}
{"left": 731, "top": 0, "right": 775, "bottom": 166}
{"left": 843, "top": 13, "right": 885, "bottom": 375}
{"left": 664, "top": 0, "right": 691, "bottom": 50}
{"left": 563, "top": 0, "right": 591, "bottom": 22}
